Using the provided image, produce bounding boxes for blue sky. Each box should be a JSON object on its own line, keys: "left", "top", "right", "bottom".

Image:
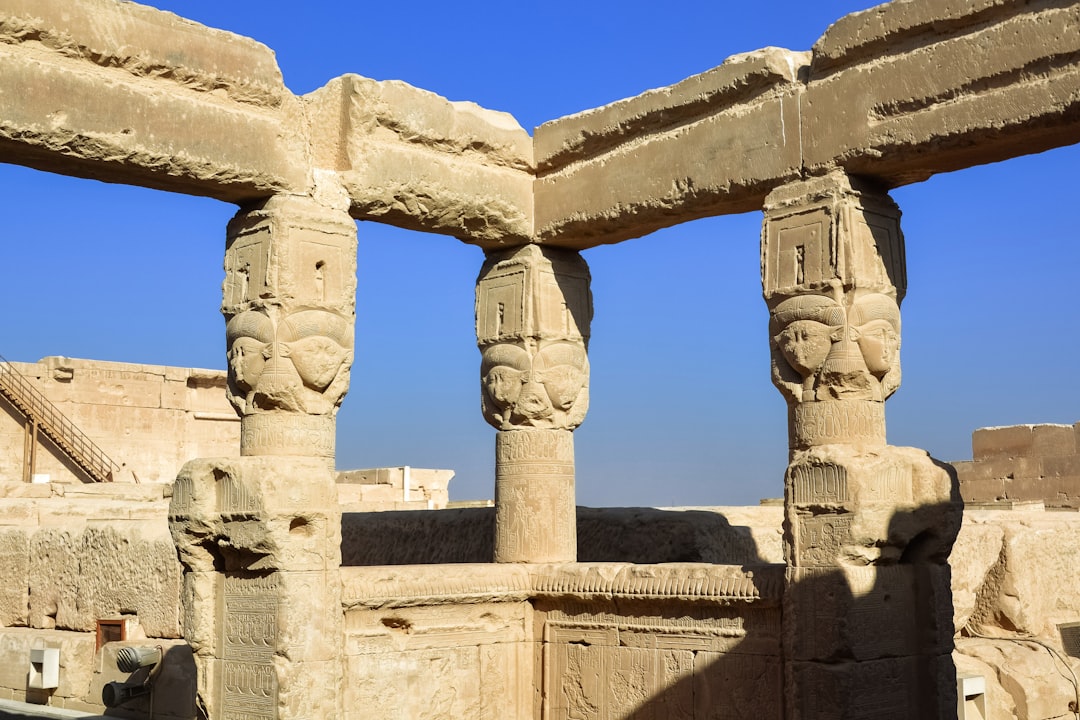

{"left": 2, "top": 1, "right": 1078, "bottom": 506}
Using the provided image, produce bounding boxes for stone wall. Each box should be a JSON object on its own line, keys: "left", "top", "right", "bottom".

{"left": 0, "top": 357, "right": 240, "bottom": 485}
{"left": 954, "top": 423, "right": 1080, "bottom": 509}
{"left": 341, "top": 505, "right": 783, "bottom": 566}
{"left": 341, "top": 563, "right": 784, "bottom": 720}
{"left": 0, "top": 479, "right": 186, "bottom": 715}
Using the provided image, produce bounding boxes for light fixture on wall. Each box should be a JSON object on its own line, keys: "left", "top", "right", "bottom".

{"left": 28, "top": 640, "right": 59, "bottom": 690}
{"left": 101, "top": 645, "right": 163, "bottom": 708}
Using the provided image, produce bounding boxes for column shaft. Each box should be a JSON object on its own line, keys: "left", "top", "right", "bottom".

{"left": 476, "top": 245, "right": 592, "bottom": 563}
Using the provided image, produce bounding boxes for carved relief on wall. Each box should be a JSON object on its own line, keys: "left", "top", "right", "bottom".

{"left": 225, "top": 309, "right": 353, "bottom": 417}
{"left": 768, "top": 285, "right": 900, "bottom": 406}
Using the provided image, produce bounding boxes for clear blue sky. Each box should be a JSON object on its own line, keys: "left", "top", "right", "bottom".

{"left": 2, "top": 1, "right": 1077, "bottom": 506}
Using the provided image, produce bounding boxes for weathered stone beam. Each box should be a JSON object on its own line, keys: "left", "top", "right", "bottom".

{"left": 0, "top": 0, "right": 306, "bottom": 201}
{"left": 533, "top": 1, "right": 1080, "bottom": 249}
{"left": 533, "top": 49, "right": 808, "bottom": 249}
{"left": 803, "top": 0, "right": 1080, "bottom": 184}
{"left": 310, "top": 75, "right": 534, "bottom": 247}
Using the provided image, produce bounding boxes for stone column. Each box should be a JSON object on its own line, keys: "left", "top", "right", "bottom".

{"left": 475, "top": 245, "right": 592, "bottom": 563}
{"left": 222, "top": 194, "right": 357, "bottom": 465}
{"left": 169, "top": 193, "right": 355, "bottom": 720}
{"left": 761, "top": 171, "right": 962, "bottom": 719}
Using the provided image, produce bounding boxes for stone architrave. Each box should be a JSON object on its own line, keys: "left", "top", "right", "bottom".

{"left": 476, "top": 244, "right": 592, "bottom": 563}
{"left": 223, "top": 195, "right": 357, "bottom": 465}
{"left": 169, "top": 456, "right": 343, "bottom": 720}
{"left": 762, "top": 172, "right": 962, "bottom": 720}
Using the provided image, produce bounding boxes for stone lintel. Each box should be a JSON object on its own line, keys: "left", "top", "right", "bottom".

{"left": 0, "top": 2, "right": 304, "bottom": 202}
{"left": 306, "top": 74, "right": 535, "bottom": 246}
{"left": 803, "top": 1, "right": 1080, "bottom": 185}
{"left": 535, "top": 2, "right": 1080, "bottom": 249}
{"left": 534, "top": 48, "right": 808, "bottom": 249}
{"left": 0, "top": 0, "right": 287, "bottom": 105}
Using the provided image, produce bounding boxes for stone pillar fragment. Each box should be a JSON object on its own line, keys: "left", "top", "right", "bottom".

{"left": 223, "top": 195, "right": 357, "bottom": 464}
{"left": 476, "top": 245, "right": 592, "bottom": 563}
{"left": 761, "top": 172, "right": 961, "bottom": 719}
{"left": 169, "top": 456, "right": 343, "bottom": 720}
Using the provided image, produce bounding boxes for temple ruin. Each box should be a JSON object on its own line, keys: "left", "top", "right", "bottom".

{"left": 2, "top": 0, "right": 1080, "bottom": 718}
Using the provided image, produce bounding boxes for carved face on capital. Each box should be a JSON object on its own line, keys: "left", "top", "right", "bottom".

{"left": 769, "top": 291, "right": 901, "bottom": 403}
{"left": 480, "top": 341, "right": 589, "bottom": 430}
{"left": 226, "top": 309, "right": 353, "bottom": 416}
{"left": 848, "top": 294, "right": 901, "bottom": 377}
{"left": 776, "top": 320, "right": 832, "bottom": 377}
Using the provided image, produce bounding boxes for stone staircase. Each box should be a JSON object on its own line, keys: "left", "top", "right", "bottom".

{"left": 0, "top": 355, "right": 119, "bottom": 483}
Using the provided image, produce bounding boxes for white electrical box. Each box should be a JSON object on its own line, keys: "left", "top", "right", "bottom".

{"left": 28, "top": 646, "right": 60, "bottom": 689}
{"left": 957, "top": 673, "right": 987, "bottom": 720}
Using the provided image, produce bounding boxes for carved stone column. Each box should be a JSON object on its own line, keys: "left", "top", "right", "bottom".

{"left": 167, "top": 193, "right": 354, "bottom": 720}
{"left": 223, "top": 195, "right": 357, "bottom": 464}
{"left": 476, "top": 245, "right": 592, "bottom": 563}
{"left": 762, "top": 172, "right": 961, "bottom": 719}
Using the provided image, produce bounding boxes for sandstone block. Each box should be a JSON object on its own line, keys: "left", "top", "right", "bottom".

{"left": 534, "top": 48, "right": 807, "bottom": 248}
{"left": 789, "top": 655, "right": 955, "bottom": 720}
{"left": 958, "top": 637, "right": 1080, "bottom": 720}
{"left": 28, "top": 522, "right": 181, "bottom": 637}
{"left": 346, "top": 647, "right": 483, "bottom": 720}
{"left": 171, "top": 457, "right": 341, "bottom": 574}
{"left": 345, "top": 601, "right": 529, "bottom": 656}
{"left": 0, "top": 528, "right": 29, "bottom": 627}
{"left": 949, "top": 518, "right": 1005, "bottom": 633}
{"left": 0, "top": 0, "right": 286, "bottom": 106}
{"left": 0, "top": 627, "right": 96, "bottom": 703}
{"left": 0, "top": 48, "right": 302, "bottom": 201}
{"left": 803, "top": 2, "right": 1080, "bottom": 184}
{"left": 313, "top": 74, "right": 534, "bottom": 246}
{"left": 972, "top": 425, "right": 1037, "bottom": 460}
{"left": 785, "top": 565, "right": 953, "bottom": 663}
{"left": 785, "top": 445, "right": 961, "bottom": 567}
{"left": 694, "top": 651, "right": 782, "bottom": 720}
{"left": 986, "top": 513, "right": 1080, "bottom": 638}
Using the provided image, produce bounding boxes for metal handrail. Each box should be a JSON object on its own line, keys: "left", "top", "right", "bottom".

{"left": 0, "top": 355, "right": 120, "bottom": 482}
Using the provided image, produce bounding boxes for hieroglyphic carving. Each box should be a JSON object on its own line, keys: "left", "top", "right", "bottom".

{"left": 240, "top": 413, "right": 335, "bottom": 460}
{"left": 791, "top": 463, "right": 849, "bottom": 505}
{"left": 219, "top": 473, "right": 260, "bottom": 515}
{"left": 859, "top": 465, "right": 913, "bottom": 504}
{"left": 170, "top": 474, "right": 194, "bottom": 516}
{"left": 797, "top": 513, "right": 854, "bottom": 566}
{"left": 494, "top": 430, "right": 575, "bottom": 562}
{"left": 220, "top": 574, "right": 279, "bottom": 720}
{"left": 791, "top": 400, "right": 885, "bottom": 449}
